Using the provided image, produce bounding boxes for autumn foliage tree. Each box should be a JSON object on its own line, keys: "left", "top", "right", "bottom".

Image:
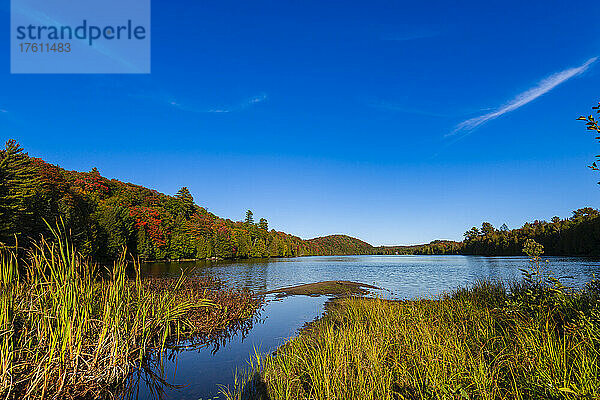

{"left": 1, "top": 140, "right": 374, "bottom": 260}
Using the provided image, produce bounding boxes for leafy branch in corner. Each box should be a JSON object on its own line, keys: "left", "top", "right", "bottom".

{"left": 577, "top": 102, "right": 600, "bottom": 177}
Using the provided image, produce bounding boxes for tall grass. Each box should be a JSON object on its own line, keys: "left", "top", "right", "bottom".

{"left": 0, "top": 227, "right": 222, "bottom": 399}
{"left": 225, "top": 277, "right": 600, "bottom": 400}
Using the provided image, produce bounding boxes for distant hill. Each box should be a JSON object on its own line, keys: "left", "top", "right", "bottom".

{"left": 375, "top": 240, "right": 462, "bottom": 255}
{"left": 305, "top": 235, "right": 375, "bottom": 256}
{"left": 0, "top": 140, "right": 374, "bottom": 261}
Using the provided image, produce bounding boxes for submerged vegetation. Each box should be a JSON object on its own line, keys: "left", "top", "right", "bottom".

{"left": 0, "top": 227, "right": 260, "bottom": 399}
{"left": 226, "top": 242, "right": 600, "bottom": 400}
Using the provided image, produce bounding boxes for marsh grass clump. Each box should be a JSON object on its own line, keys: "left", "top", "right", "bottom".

{"left": 0, "top": 226, "right": 260, "bottom": 399}
{"left": 225, "top": 242, "right": 600, "bottom": 400}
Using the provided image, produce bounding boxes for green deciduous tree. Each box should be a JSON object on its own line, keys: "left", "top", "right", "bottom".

{"left": 578, "top": 102, "right": 600, "bottom": 181}
{"left": 96, "top": 200, "right": 134, "bottom": 257}
{"left": 481, "top": 222, "right": 495, "bottom": 236}
{"left": 463, "top": 227, "right": 480, "bottom": 241}
{"left": 175, "top": 187, "right": 195, "bottom": 218}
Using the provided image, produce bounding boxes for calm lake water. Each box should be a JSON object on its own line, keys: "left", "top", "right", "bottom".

{"left": 129, "top": 255, "right": 600, "bottom": 400}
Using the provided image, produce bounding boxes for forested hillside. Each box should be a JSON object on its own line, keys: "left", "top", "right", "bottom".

{"left": 305, "top": 235, "right": 375, "bottom": 255}
{"left": 0, "top": 140, "right": 372, "bottom": 260}
{"left": 376, "top": 240, "right": 462, "bottom": 255}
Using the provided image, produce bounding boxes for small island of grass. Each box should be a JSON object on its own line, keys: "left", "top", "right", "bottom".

{"left": 264, "top": 280, "right": 380, "bottom": 297}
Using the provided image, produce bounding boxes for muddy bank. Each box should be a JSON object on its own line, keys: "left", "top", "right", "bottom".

{"left": 264, "top": 280, "right": 379, "bottom": 297}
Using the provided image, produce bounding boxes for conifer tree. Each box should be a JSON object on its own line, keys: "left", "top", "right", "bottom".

{"left": 175, "top": 187, "right": 195, "bottom": 218}
{"left": 258, "top": 217, "right": 268, "bottom": 231}
{"left": 245, "top": 210, "right": 254, "bottom": 225}
{"left": 0, "top": 140, "right": 39, "bottom": 244}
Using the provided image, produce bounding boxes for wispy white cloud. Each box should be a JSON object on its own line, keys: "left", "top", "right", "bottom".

{"left": 0, "top": 109, "right": 7, "bottom": 113}
{"left": 132, "top": 92, "right": 268, "bottom": 113}
{"left": 448, "top": 57, "right": 598, "bottom": 137}
{"left": 206, "top": 93, "right": 268, "bottom": 113}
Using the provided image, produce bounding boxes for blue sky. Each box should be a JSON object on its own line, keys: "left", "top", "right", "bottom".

{"left": 1, "top": 0, "right": 600, "bottom": 245}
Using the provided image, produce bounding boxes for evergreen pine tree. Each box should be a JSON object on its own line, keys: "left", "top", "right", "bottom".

{"left": 258, "top": 217, "right": 268, "bottom": 231}
{"left": 0, "top": 140, "right": 39, "bottom": 244}
{"left": 245, "top": 210, "right": 254, "bottom": 225}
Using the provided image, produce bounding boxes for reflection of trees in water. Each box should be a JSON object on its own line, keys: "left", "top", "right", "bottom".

{"left": 141, "top": 259, "right": 274, "bottom": 293}
{"left": 171, "top": 299, "right": 264, "bottom": 354}
{"left": 208, "top": 259, "right": 270, "bottom": 292}
{"left": 120, "top": 361, "right": 180, "bottom": 400}
{"left": 241, "top": 261, "right": 268, "bottom": 293}
{"left": 464, "top": 256, "right": 520, "bottom": 282}
{"left": 118, "top": 300, "right": 265, "bottom": 400}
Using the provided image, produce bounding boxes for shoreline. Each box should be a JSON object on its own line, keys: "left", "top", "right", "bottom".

{"left": 224, "top": 275, "right": 600, "bottom": 399}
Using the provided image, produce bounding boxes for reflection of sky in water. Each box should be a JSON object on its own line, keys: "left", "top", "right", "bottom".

{"left": 143, "top": 255, "right": 600, "bottom": 300}
{"left": 129, "top": 295, "right": 328, "bottom": 400}
{"left": 133, "top": 255, "right": 600, "bottom": 399}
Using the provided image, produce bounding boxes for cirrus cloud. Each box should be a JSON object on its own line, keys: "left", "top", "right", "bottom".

{"left": 448, "top": 57, "right": 597, "bottom": 138}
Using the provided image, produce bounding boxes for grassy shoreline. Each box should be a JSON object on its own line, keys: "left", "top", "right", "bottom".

{"left": 226, "top": 273, "right": 600, "bottom": 399}
{"left": 0, "top": 230, "right": 261, "bottom": 399}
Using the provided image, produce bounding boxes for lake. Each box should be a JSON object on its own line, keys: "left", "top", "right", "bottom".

{"left": 129, "top": 255, "right": 600, "bottom": 399}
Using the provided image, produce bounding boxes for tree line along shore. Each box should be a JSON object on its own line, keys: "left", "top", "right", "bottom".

{"left": 1, "top": 139, "right": 599, "bottom": 263}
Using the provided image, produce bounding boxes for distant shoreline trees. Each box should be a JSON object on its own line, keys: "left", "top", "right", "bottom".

{"left": 460, "top": 208, "right": 600, "bottom": 256}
